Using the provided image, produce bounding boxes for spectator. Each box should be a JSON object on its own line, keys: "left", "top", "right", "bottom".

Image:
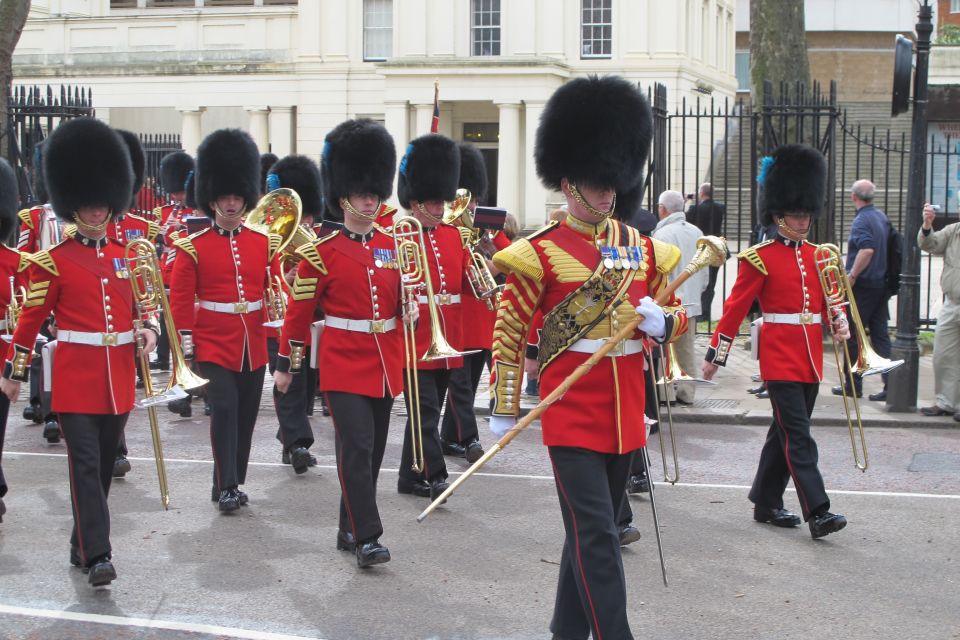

{"left": 918, "top": 203, "right": 960, "bottom": 422}
{"left": 686, "top": 183, "right": 726, "bottom": 322}
{"left": 613, "top": 181, "right": 657, "bottom": 234}
{"left": 831, "top": 179, "right": 892, "bottom": 401}
{"left": 653, "top": 189, "right": 708, "bottom": 405}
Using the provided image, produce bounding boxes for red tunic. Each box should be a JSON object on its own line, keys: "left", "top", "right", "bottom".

{"left": 706, "top": 236, "right": 825, "bottom": 383}
{"left": 461, "top": 230, "right": 511, "bottom": 350}
{"left": 489, "top": 217, "right": 688, "bottom": 454}
{"left": 277, "top": 228, "right": 404, "bottom": 398}
{"left": 0, "top": 245, "right": 29, "bottom": 336}
{"left": 169, "top": 224, "right": 280, "bottom": 372}
{"left": 3, "top": 236, "right": 138, "bottom": 414}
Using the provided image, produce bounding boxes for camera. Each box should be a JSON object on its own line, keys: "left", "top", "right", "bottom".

{"left": 685, "top": 193, "right": 696, "bottom": 200}
{"left": 930, "top": 205, "right": 942, "bottom": 212}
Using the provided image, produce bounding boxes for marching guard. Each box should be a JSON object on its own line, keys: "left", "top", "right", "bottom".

{"left": 702, "top": 144, "right": 849, "bottom": 539}
{"left": 488, "top": 76, "right": 687, "bottom": 639}
{"left": 0, "top": 117, "right": 159, "bottom": 585}
{"left": 169, "top": 128, "right": 281, "bottom": 513}
{"left": 275, "top": 118, "right": 406, "bottom": 567}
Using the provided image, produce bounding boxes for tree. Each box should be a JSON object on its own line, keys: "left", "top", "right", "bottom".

{"left": 0, "top": 0, "right": 32, "bottom": 164}
{"left": 749, "top": 0, "right": 811, "bottom": 102}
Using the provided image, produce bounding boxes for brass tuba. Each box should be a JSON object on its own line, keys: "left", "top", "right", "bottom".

{"left": 243, "top": 188, "right": 303, "bottom": 328}
{"left": 442, "top": 188, "right": 502, "bottom": 310}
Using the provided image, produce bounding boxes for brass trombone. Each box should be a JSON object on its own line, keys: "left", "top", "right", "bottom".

{"left": 393, "top": 215, "right": 476, "bottom": 473}
{"left": 442, "top": 188, "right": 502, "bottom": 310}
{"left": 126, "top": 238, "right": 209, "bottom": 509}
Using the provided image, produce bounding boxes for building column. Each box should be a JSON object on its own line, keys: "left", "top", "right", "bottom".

{"left": 178, "top": 107, "right": 205, "bottom": 156}
{"left": 384, "top": 101, "right": 410, "bottom": 208}
{"left": 496, "top": 101, "right": 521, "bottom": 219}
{"left": 523, "top": 100, "right": 548, "bottom": 228}
{"left": 268, "top": 107, "right": 295, "bottom": 157}
{"left": 414, "top": 103, "right": 435, "bottom": 137}
{"left": 246, "top": 107, "right": 270, "bottom": 154}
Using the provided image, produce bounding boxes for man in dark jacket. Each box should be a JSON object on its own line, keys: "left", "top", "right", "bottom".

{"left": 686, "top": 183, "right": 725, "bottom": 322}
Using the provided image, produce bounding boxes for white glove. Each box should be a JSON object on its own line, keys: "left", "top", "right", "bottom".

{"left": 635, "top": 296, "right": 666, "bottom": 340}
{"left": 489, "top": 415, "right": 517, "bottom": 439}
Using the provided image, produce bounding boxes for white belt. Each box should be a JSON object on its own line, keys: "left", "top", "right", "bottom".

{"left": 58, "top": 329, "right": 135, "bottom": 347}
{"left": 0, "top": 319, "right": 6, "bottom": 331}
{"left": 417, "top": 293, "right": 461, "bottom": 305}
{"left": 762, "top": 312, "right": 822, "bottom": 325}
{"left": 325, "top": 315, "right": 398, "bottom": 334}
{"left": 568, "top": 338, "right": 646, "bottom": 358}
{"left": 199, "top": 299, "right": 263, "bottom": 314}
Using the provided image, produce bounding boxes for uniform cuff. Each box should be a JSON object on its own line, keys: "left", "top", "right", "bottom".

{"left": 705, "top": 333, "right": 734, "bottom": 367}
{"left": 491, "top": 360, "right": 521, "bottom": 416}
{"left": 5, "top": 344, "right": 32, "bottom": 382}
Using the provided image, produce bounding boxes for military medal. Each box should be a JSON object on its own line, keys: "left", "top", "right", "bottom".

{"left": 125, "top": 229, "right": 143, "bottom": 241}
{"left": 619, "top": 247, "right": 631, "bottom": 270}
{"left": 113, "top": 258, "right": 129, "bottom": 279}
{"left": 601, "top": 246, "right": 615, "bottom": 270}
{"left": 628, "top": 246, "right": 640, "bottom": 270}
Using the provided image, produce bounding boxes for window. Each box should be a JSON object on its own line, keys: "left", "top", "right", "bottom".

{"left": 581, "top": 0, "right": 612, "bottom": 59}
{"left": 471, "top": 0, "right": 501, "bottom": 56}
{"left": 363, "top": 0, "right": 393, "bottom": 61}
{"left": 953, "top": 0, "right": 960, "bottom": 13}
{"left": 463, "top": 123, "right": 499, "bottom": 143}
{"left": 735, "top": 50, "right": 750, "bottom": 92}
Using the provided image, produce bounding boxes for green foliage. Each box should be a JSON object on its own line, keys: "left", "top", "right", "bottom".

{"left": 936, "top": 25, "right": 960, "bottom": 45}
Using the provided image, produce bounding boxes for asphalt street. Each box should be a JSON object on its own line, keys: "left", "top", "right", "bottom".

{"left": 0, "top": 375, "right": 958, "bottom": 640}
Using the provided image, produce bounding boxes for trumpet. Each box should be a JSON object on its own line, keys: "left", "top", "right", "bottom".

{"left": 3, "top": 276, "right": 26, "bottom": 339}
{"left": 442, "top": 188, "right": 502, "bottom": 309}
{"left": 814, "top": 244, "right": 872, "bottom": 471}
{"left": 126, "top": 238, "right": 209, "bottom": 509}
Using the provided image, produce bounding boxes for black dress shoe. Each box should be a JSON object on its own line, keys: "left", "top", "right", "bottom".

{"left": 868, "top": 390, "right": 887, "bottom": 402}
{"left": 237, "top": 489, "right": 248, "bottom": 506}
{"left": 429, "top": 479, "right": 449, "bottom": 503}
{"left": 87, "top": 557, "right": 117, "bottom": 586}
{"left": 43, "top": 420, "right": 60, "bottom": 443}
{"left": 440, "top": 439, "right": 466, "bottom": 458}
{"left": 282, "top": 448, "right": 317, "bottom": 467}
{"left": 397, "top": 477, "right": 432, "bottom": 497}
{"left": 218, "top": 488, "right": 241, "bottom": 513}
{"left": 336, "top": 530, "right": 356, "bottom": 552}
{"left": 753, "top": 505, "right": 801, "bottom": 528}
{"left": 627, "top": 473, "right": 649, "bottom": 494}
{"left": 747, "top": 385, "right": 765, "bottom": 395}
{"left": 756, "top": 389, "right": 770, "bottom": 399}
{"left": 808, "top": 511, "right": 847, "bottom": 539}
{"left": 920, "top": 405, "right": 952, "bottom": 417}
{"left": 23, "top": 404, "right": 42, "bottom": 424}
{"left": 167, "top": 398, "right": 192, "bottom": 418}
{"left": 831, "top": 384, "right": 862, "bottom": 399}
{"left": 289, "top": 446, "right": 311, "bottom": 474}
{"left": 618, "top": 524, "right": 641, "bottom": 546}
{"left": 464, "top": 439, "right": 484, "bottom": 463}
{"left": 112, "top": 455, "right": 131, "bottom": 478}
{"left": 356, "top": 540, "right": 391, "bottom": 568}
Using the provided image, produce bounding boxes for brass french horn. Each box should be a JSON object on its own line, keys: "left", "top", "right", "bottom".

{"left": 243, "top": 188, "right": 303, "bottom": 327}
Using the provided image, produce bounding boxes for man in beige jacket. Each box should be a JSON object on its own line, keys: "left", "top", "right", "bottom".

{"left": 918, "top": 203, "right": 960, "bottom": 422}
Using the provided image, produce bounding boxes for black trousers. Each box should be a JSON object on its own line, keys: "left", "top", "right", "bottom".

{"left": 399, "top": 368, "right": 451, "bottom": 484}
{"left": 155, "top": 310, "right": 170, "bottom": 368}
{"left": 700, "top": 265, "right": 720, "bottom": 323}
{"left": 267, "top": 338, "right": 316, "bottom": 451}
{"left": 548, "top": 446, "right": 634, "bottom": 640}
{"left": 846, "top": 283, "right": 892, "bottom": 390}
{"left": 326, "top": 391, "right": 393, "bottom": 543}
{"left": 0, "top": 394, "right": 9, "bottom": 497}
{"left": 198, "top": 360, "right": 266, "bottom": 490}
{"left": 60, "top": 412, "right": 128, "bottom": 566}
{"left": 750, "top": 381, "right": 830, "bottom": 521}
{"left": 440, "top": 349, "right": 489, "bottom": 445}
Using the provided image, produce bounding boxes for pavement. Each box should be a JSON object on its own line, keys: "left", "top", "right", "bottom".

{"left": 477, "top": 333, "right": 960, "bottom": 429}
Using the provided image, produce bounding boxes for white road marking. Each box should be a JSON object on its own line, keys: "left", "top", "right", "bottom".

{"left": 0, "top": 603, "right": 326, "bottom": 640}
{"left": 6, "top": 451, "right": 960, "bottom": 500}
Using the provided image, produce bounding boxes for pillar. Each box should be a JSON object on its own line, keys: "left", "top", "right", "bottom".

{"left": 178, "top": 107, "right": 205, "bottom": 156}
{"left": 496, "top": 101, "right": 521, "bottom": 218}
{"left": 246, "top": 107, "right": 270, "bottom": 154}
{"left": 523, "top": 100, "right": 548, "bottom": 228}
{"left": 268, "top": 106, "right": 295, "bottom": 157}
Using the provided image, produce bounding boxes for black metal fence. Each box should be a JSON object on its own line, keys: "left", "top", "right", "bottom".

{"left": 137, "top": 133, "right": 182, "bottom": 217}
{"left": 645, "top": 80, "right": 945, "bottom": 330}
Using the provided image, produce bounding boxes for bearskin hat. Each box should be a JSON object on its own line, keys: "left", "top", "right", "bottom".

{"left": 194, "top": 129, "right": 261, "bottom": 218}
{"left": 115, "top": 129, "right": 146, "bottom": 207}
{"left": 260, "top": 153, "right": 279, "bottom": 193}
{"left": 458, "top": 143, "right": 488, "bottom": 205}
{"left": 321, "top": 119, "right": 396, "bottom": 221}
{"left": 32, "top": 141, "right": 48, "bottom": 204}
{"left": 184, "top": 171, "right": 197, "bottom": 209}
{"left": 397, "top": 134, "right": 459, "bottom": 210}
{"left": 43, "top": 117, "right": 133, "bottom": 222}
{"left": 268, "top": 155, "right": 323, "bottom": 217}
{"left": 159, "top": 151, "right": 194, "bottom": 195}
{"left": 0, "top": 158, "right": 19, "bottom": 242}
{"left": 757, "top": 144, "right": 827, "bottom": 225}
{"left": 535, "top": 75, "right": 652, "bottom": 195}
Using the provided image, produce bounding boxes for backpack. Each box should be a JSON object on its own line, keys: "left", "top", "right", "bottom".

{"left": 885, "top": 220, "right": 904, "bottom": 298}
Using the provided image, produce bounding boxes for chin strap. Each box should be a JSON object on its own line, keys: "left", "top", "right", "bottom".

{"left": 72, "top": 211, "right": 112, "bottom": 235}
{"left": 776, "top": 216, "right": 809, "bottom": 241}
{"left": 568, "top": 182, "right": 616, "bottom": 220}
{"left": 213, "top": 203, "right": 247, "bottom": 222}
{"left": 415, "top": 202, "right": 444, "bottom": 226}
{"left": 340, "top": 197, "right": 378, "bottom": 222}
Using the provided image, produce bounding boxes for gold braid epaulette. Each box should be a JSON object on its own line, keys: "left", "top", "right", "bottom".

{"left": 492, "top": 238, "right": 543, "bottom": 282}
{"left": 268, "top": 233, "right": 283, "bottom": 261}
{"left": 128, "top": 213, "right": 160, "bottom": 242}
{"left": 152, "top": 205, "right": 164, "bottom": 220}
{"left": 63, "top": 224, "right": 77, "bottom": 239}
{"left": 17, "top": 208, "right": 33, "bottom": 230}
{"left": 457, "top": 226, "right": 472, "bottom": 248}
{"left": 173, "top": 236, "right": 198, "bottom": 262}
{"left": 650, "top": 237, "right": 682, "bottom": 274}
{"left": 295, "top": 231, "right": 337, "bottom": 275}
{"left": 737, "top": 239, "right": 773, "bottom": 276}
{"left": 16, "top": 252, "right": 30, "bottom": 273}
{"left": 26, "top": 250, "right": 59, "bottom": 276}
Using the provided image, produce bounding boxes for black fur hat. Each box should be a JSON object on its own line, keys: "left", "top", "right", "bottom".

{"left": 458, "top": 143, "right": 488, "bottom": 205}
{"left": 195, "top": 129, "right": 261, "bottom": 217}
{"left": 159, "top": 151, "right": 194, "bottom": 194}
{"left": 260, "top": 153, "right": 279, "bottom": 193}
{"left": 0, "top": 158, "right": 19, "bottom": 242}
{"left": 397, "top": 134, "right": 459, "bottom": 210}
{"left": 32, "top": 140, "right": 48, "bottom": 204}
{"left": 43, "top": 117, "right": 133, "bottom": 221}
{"left": 268, "top": 155, "right": 323, "bottom": 217}
{"left": 184, "top": 171, "right": 197, "bottom": 209}
{"left": 757, "top": 144, "right": 827, "bottom": 225}
{"left": 535, "top": 75, "right": 652, "bottom": 194}
{"left": 115, "top": 129, "right": 146, "bottom": 207}
{"left": 321, "top": 119, "right": 396, "bottom": 221}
